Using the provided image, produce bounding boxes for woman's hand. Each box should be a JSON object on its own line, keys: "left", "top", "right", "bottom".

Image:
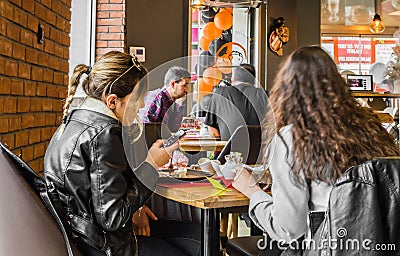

{"left": 145, "top": 140, "right": 178, "bottom": 169}
{"left": 232, "top": 168, "right": 262, "bottom": 198}
{"left": 132, "top": 205, "right": 158, "bottom": 236}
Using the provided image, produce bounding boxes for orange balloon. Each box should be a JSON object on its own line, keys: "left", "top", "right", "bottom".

{"left": 214, "top": 11, "right": 233, "bottom": 31}
{"left": 203, "top": 67, "right": 222, "bottom": 86}
{"left": 203, "top": 22, "right": 222, "bottom": 40}
{"left": 199, "top": 36, "right": 213, "bottom": 51}
{"left": 220, "top": 8, "right": 233, "bottom": 14}
{"left": 216, "top": 57, "right": 232, "bottom": 74}
{"left": 198, "top": 78, "right": 214, "bottom": 92}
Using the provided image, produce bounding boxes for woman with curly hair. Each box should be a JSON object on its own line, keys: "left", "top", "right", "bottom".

{"left": 233, "top": 46, "right": 399, "bottom": 252}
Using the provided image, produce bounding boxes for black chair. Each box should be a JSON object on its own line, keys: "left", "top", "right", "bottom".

{"left": 217, "top": 125, "right": 262, "bottom": 165}
{"left": 0, "top": 142, "right": 81, "bottom": 256}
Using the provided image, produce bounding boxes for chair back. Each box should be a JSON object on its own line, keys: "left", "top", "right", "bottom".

{"left": 217, "top": 125, "right": 262, "bottom": 165}
{"left": 0, "top": 143, "right": 81, "bottom": 256}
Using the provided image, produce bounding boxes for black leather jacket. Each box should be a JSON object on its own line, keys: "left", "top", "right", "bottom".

{"left": 44, "top": 102, "right": 158, "bottom": 256}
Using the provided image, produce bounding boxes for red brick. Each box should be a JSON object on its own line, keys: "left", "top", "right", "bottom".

{"left": 97, "top": 18, "right": 123, "bottom": 26}
{"left": 54, "top": 44, "right": 63, "bottom": 57}
{"left": 30, "top": 98, "right": 42, "bottom": 112}
{"left": 13, "top": 8, "right": 27, "bottom": 27}
{"left": 108, "top": 41, "right": 124, "bottom": 48}
{"left": 109, "top": 26, "right": 124, "bottom": 33}
{"left": 0, "top": 18, "right": 6, "bottom": 36}
{"left": 109, "top": 12, "right": 124, "bottom": 18}
{"left": 35, "top": 113, "right": 46, "bottom": 126}
{"left": 0, "top": 78, "right": 11, "bottom": 94}
{"left": 0, "top": 133, "right": 14, "bottom": 148}
{"left": 4, "top": 97, "right": 17, "bottom": 113}
{"left": 25, "top": 48, "right": 39, "bottom": 64}
{"left": 22, "top": 0, "right": 34, "bottom": 14}
{"left": 63, "top": 48, "right": 69, "bottom": 59}
{"left": 35, "top": 3, "right": 46, "bottom": 20}
{"left": 50, "top": 28, "right": 61, "bottom": 43}
{"left": 34, "top": 143, "right": 45, "bottom": 158}
{"left": 61, "top": 5, "right": 71, "bottom": 20}
{"left": 29, "top": 129, "right": 41, "bottom": 144}
{"left": 45, "top": 113, "right": 56, "bottom": 125}
{"left": 27, "top": 15, "right": 39, "bottom": 32}
{"left": 99, "top": 4, "right": 124, "bottom": 11}
{"left": 60, "top": 61, "right": 68, "bottom": 73}
{"left": 36, "top": 84, "right": 47, "bottom": 96}
{"left": 20, "top": 29, "right": 33, "bottom": 46}
{"left": 41, "top": 127, "right": 53, "bottom": 141}
{"left": 43, "top": 69, "right": 53, "bottom": 83}
{"left": 9, "top": 0, "right": 22, "bottom": 7}
{"left": 21, "top": 113, "right": 35, "bottom": 129}
{"left": 0, "top": 58, "right": 4, "bottom": 75}
{"left": 38, "top": 52, "right": 49, "bottom": 64}
{"left": 60, "top": 33, "right": 70, "bottom": 46}
{"left": 98, "top": 33, "right": 122, "bottom": 40}
{"left": 41, "top": 0, "right": 52, "bottom": 9}
{"left": 0, "top": 117, "right": 9, "bottom": 133}
{"left": 53, "top": 72, "right": 63, "bottom": 85}
{"left": 28, "top": 159, "right": 40, "bottom": 173}
{"left": 48, "top": 56, "right": 60, "bottom": 70}
{"left": 43, "top": 99, "right": 52, "bottom": 111}
{"left": 44, "top": 40, "right": 55, "bottom": 54}
{"left": 46, "top": 10, "right": 57, "bottom": 26}
{"left": 31, "top": 66, "right": 43, "bottom": 81}
{"left": 22, "top": 146, "right": 34, "bottom": 162}
{"left": 96, "top": 26, "right": 108, "bottom": 33}
{"left": 7, "top": 23, "right": 20, "bottom": 42}
{"left": 12, "top": 43, "right": 25, "bottom": 60}
{"left": 58, "top": 86, "right": 67, "bottom": 99}
{"left": 51, "top": 1, "right": 62, "bottom": 15}
{"left": 10, "top": 80, "right": 24, "bottom": 95}
{"left": 0, "top": 39, "right": 12, "bottom": 57}
{"left": 96, "top": 48, "right": 109, "bottom": 56}
{"left": 5, "top": 60, "right": 18, "bottom": 77}
{"left": 47, "top": 85, "right": 58, "bottom": 98}
{"left": 109, "top": 0, "right": 124, "bottom": 3}
{"left": 24, "top": 81, "right": 37, "bottom": 96}
{"left": 96, "top": 40, "right": 108, "bottom": 48}
{"left": 17, "top": 97, "right": 31, "bottom": 113}
{"left": 0, "top": 97, "right": 3, "bottom": 114}
{"left": 2, "top": 1, "right": 13, "bottom": 20}
{"left": 97, "top": 0, "right": 110, "bottom": 3}
{"left": 18, "top": 63, "right": 31, "bottom": 79}
{"left": 53, "top": 99, "right": 63, "bottom": 112}
{"left": 9, "top": 115, "right": 21, "bottom": 131}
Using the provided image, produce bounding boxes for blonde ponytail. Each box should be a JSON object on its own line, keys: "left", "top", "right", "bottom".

{"left": 58, "top": 64, "right": 90, "bottom": 137}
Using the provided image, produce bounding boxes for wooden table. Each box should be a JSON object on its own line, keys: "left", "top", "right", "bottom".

{"left": 178, "top": 140, "right": 228, "bottom": 152}
{"left": 156, "top": 178, "right": 249, "bottom": 256}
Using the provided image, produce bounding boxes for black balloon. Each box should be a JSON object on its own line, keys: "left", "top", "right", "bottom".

{"left": 221, "top": 29, "right": 232, "bottom": 42}
{"left": 208, "top": 38, "right": 227, "bottom": 56}
{"left": 202, "top": 7, "right": 217, "bottom": 19}
{"left": 194, "top": 63, "right": 206, "bottom": 76}
{"left": 199, "top": 51, "right": 214, "bottom": 68}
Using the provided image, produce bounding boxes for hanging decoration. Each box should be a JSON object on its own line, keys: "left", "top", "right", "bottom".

{"left": 268, "top": 17, "right": 290, "bottom": 56}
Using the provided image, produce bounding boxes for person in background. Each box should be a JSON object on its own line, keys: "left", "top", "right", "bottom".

{"left": 143, "top": 66, "right": 191, "bottom": 132}
{"left": 44, "top": 51, "right": 189, "bottom": 256}
{"left": 204, "top": 63, "right": 268, "bottom": 140}
{"left": 233, "top": 46, "right": 400, "bottom": 255}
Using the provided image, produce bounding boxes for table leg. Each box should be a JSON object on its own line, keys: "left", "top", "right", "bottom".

{"left": 201, "top": 208, "right": 220, "bottom": 256}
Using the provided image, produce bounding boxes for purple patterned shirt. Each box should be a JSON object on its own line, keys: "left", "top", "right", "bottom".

{"left": 142, "top": 87, "right": 183, "bottom": 131}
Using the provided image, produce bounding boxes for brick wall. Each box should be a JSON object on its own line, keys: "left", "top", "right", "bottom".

{"left": 96, "top": 0, "right": 126, "bottom": 57}
{"left": 0, "top": 0, "right": 71, "bottom": 173}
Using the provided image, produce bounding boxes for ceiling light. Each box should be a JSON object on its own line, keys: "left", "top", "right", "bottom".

{"left": 369, "top": 13, "right": 385, "bottom": 33}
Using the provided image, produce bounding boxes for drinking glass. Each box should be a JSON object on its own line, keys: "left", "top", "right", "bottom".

{"left": 328, "top": 0, "right": 340, "bottom": 22}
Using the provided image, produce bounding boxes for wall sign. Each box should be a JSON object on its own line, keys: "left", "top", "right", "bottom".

{"left": 268, "top": 17, "right": 289, "bottom": 56}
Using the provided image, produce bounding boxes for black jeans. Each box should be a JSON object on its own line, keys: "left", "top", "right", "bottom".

{"left": 150, "top": 219, "right": 202, "bottom": 256}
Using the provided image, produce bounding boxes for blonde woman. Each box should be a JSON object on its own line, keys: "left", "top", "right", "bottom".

{"left": 44, "top": 51, "right": 187, "bottom": 256}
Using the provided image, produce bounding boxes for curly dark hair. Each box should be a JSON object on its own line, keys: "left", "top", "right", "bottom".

{"left": 264, "top": 46, "right": 399, "bottom": 183}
